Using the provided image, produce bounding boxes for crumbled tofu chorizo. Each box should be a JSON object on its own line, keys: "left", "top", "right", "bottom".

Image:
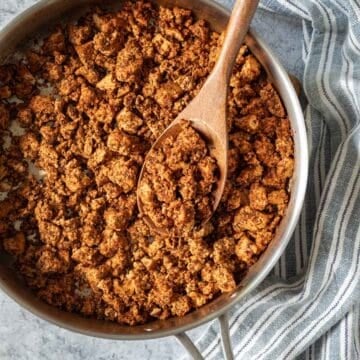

{"left": 0, "top": 104, "right": 9, "bottom": 129}
{"left": 154, "top": 81, "right": 184, "bottom": 108}
{"left": 68, "top": 23, "right": 93, "bottom": 45}
{"left": 19, "top": 132, "right": 40, "bottom": 160}
{"left": 3, "top": 232, "right": 26, "bottom": 256}
{"left": 240, "top": 55, "right": 261, "bottom": 82}
{"left": 249, "top": 183, "right": 268, "bottom": 211}
{"left": 29, "top": 95, "right": 55, "bottom": 124}
{"left": 260, "top": 83, "right": 286, "bottom": 118}
{"left": 116, "top": 108, "right": 144, "bottom": 134}
{"left": 212, "top": 266, "right": 236, "bottom": 292}
{"left": 139, "top": 121, "right": 218, "bottom": 234}
{"left": 75, "top": 41, "right": 96, "bottom": 67}
{"left": 115, "top": 40, "right": 144, "bottom": 82}
{"left": 0, "top": 0, "right": 293, "bottom": 326}
{"left": 233, "top": 206, "right": 272, "bottom": 233}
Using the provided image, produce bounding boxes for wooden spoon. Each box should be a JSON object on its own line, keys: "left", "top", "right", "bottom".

{"left": 137, "top": 0, "right": 260, "bottom": 232}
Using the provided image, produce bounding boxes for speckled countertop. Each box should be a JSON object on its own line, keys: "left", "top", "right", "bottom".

{"left": 0, "top": 1, "right": 304, "bottom": 359}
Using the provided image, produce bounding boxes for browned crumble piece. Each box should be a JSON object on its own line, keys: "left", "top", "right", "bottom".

{"left": 276, "top": 118, "right": 294, "bottom": 157}
{"left": 116, "top": 108, "right": 144, "bottom": 134}
{"left": 0, "top": 103, "right": 9, "bottom": 129}
{"left": 233, "top": 206, "right": 272, "bottom": 233}
{"left": 153, "top": 34, "right": 178, "bottom": 59}
{"left": 260, "top": 83, "right": 286, "bottom": 118}
{"left": 254, "top": 134, "right": 280, "bottom": 168}
{"left": 42, "top": 28, "right": 66, "bottom": 54}
{"left": 63, "top": 160, "right": 92, "bottom": 193}
{"left": 106, "top": 157, "right": 138, "bottom": 193}
{"left": 29, "top": 95, "right": 55, "bottom": 124}
{"left": 239, "top": 55, "right": 261, "bottom": 82}
{"left": 0, "top": 86, "right": 11, "bottom": 99}
{"left": 107, "top": 129, "right": 147, "bottom": 155}
{"left": 92, "top": 12, "right": 127, "bottom": 34}
{"left": 16, "top": 107, "right": 33, "bottom": 127}
{"left": 68, "top": 23, "right": 93, "bottom": 45}
{"left": 96, "top": 73, "right": 117, "bottom": 91}
{"left": 115, "top": 40, "right": 144, "bottom": 82}
{"left": 212, "top": 266, "right": 236, "bottom": 292}
{"left": 76, "top": 66, "right": 100, "bottom": 85}
{"left": 94, "top": 31, "right": 125, "bottom": 56}
{"left": 226, "top": 188, "right": 248, "bottom": 211}
{"left": 154, "top": 81, "right": 184, "bottom": 108}
{"left": 235, "top": 233, "right": 259, "bottom": 265}
{"left": 237, "top": 163, "right": 264, "bottom": 186}
{"left": 75, "top": 41, "right": 96, "bottom": 67}
{"left": 268, "top": 189, "right": 289, "bottom": 216}
{"left": 37, "top": 248, "right": 70, "bottom": 274}
{"left": 19, "top": 132, "right": 40, "bottom": 160}
{"left": 249, "top": 183, "right": 268, "bottom": 211}
{"left": 17, "top": 64, "right": 36, "bottom": 85}
{"left": 234, "top": 114, "right": 259, "bottom": 134}
{"left": 3, "top": 232, "right": 26, "bottom": 256}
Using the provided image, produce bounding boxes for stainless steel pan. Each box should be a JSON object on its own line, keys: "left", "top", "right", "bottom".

{"left": 0, "top": 1, "right": 308, "bottom": 359}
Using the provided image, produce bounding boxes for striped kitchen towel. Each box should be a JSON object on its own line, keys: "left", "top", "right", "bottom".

{"left": 195, "top": 0, "right": 360, "bottom": 359}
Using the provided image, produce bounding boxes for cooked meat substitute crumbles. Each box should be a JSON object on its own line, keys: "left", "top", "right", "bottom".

{"left": 138, "top": 120, "right": 219, "bottom": 234}
{"left": 0, "top": 0, "right": 294, "bottom": 325}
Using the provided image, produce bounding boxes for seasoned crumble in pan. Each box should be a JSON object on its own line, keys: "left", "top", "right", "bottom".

{"left": 0, "top": 0, "right": 294, "bottom": 325}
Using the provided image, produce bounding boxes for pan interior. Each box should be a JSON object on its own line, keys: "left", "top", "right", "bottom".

{"left": 0, "top": 0, "right": 307, "bottom": 340}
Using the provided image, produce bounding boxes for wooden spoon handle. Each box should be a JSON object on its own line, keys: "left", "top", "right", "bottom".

{"left": 175, "top": 0, "right": 260, "bottom": 147}
{"left": 214, "top": 0, "right": 260, "bottom": 82}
